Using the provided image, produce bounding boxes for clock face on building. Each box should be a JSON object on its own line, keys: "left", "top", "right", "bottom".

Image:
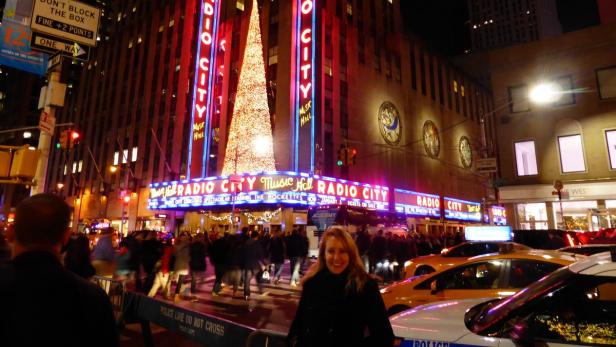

{"left": 378, "top": 102, "right": 401, "bottom": 146}
{"left": 422, "top": 120, "right": 440, "bottom": 158}
{"left": 459, "top": 136, "right": 473, "bottom": 168}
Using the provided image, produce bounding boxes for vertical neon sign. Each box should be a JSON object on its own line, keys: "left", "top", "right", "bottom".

{"left": 188, "top": 0, "right": 221, "bottom": 179}
{"left": 294, "top": 0, "right": 316, "bottom": 172}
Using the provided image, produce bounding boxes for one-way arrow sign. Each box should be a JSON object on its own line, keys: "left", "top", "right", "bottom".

{"left": 30, "top": 32, "right": 90, "bottom": 61}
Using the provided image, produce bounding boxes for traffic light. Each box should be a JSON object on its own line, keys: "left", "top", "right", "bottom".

{"left": 336, "top": 145, "right": 347, "bottom": 167}
{"left": 58, "top": 130, "right": 69, "bottom": 149}
{"left": 346, "top": 148, "right": 357, "bottom": 166}
{"left": 69, "top": 130, "right": 80, "bottom": 149}
{"left": 122, "top": 195, "right": 131, "bottom": 204}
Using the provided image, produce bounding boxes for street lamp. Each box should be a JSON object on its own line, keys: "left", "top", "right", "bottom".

{"left": 528, "top": 82, "right": 562, "bottom": 105}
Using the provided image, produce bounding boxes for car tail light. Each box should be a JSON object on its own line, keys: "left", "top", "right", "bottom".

{"left": 393, "top": 337, "right": 404, "bottom": 346}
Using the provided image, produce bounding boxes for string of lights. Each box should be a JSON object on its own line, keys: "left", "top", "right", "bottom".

{"left": 222, "top": 0, "right": 276, "bottom": 175}
{"left": 206, "top": 208, "right": 282, "bottom": 224}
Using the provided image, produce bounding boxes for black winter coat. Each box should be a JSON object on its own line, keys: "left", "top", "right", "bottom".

{"left": 0, "top": 251, "right": 119, "bottom": 347}
{"left": 189, "top": 241, "right": 208, "bottom": 271}
{"left": 287, "top": 269, "right": 394, "bottom": 347}
{"left": 270, "top": 237, "right": 285, "bottom": 264}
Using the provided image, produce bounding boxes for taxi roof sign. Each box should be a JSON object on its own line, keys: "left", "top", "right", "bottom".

{"left": 464, "top": 226, "right": 512, "bottom": 242}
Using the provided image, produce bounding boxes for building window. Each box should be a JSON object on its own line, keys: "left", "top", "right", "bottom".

{"left": 558, "top": 134, "right": 586, "bottom": 173}
{"left": 514, "top": 140, "right": 538, "bottom": 176}
{"left": 113, "top": 152, "right": 119, "bottom": 166}
{"left": 605, "top": 130, "right": 616, "bottom": 169}
{"left": 268, "top": 46, "right": 278, "bottom": 65}
{"left": 236, "top": 0, "right": 245, "bottom": 11}
{"left": 508, "top": 84, "right": 530, "bottom": 113}
{"left": 132, "top": 147, "right": 138, "bottom": 162}
{"left": 553, "top": 75, "right": 575, "bottom": 106}
{"left": 596, "top": 66, "right": 616, "bottom": 99}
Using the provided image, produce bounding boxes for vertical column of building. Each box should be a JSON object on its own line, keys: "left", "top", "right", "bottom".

{"left": 293, "top": 0, "right": 316, "bottom": 173}
{"left": 188, "top": 0, "right": 222, "bottom": 179}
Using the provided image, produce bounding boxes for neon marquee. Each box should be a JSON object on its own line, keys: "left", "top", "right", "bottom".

{"left": 394, "top": 189, "right": 441, "bottom": 218}
{"left": 188, "top": 0, "right": 221, "bottom": 178}
{"left": 444, "top": 197, "right": 482, "bottom": 222}
{"left": 148, "top": 171, "right": 389, "bottom": 211}
{"left": 491, "top": 206, "right": 507, "bottom": 226}
{"left": 293, "top": 0, "right": 316, "bottom": 172}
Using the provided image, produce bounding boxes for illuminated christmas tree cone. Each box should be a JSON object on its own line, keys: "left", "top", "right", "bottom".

{"left": 222, "top": 0, "right": 276, "bottom": 175}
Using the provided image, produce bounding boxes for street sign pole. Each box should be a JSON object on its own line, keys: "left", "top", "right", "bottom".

{"left": 30, "top": 68, "right": 61, "bottom": 196}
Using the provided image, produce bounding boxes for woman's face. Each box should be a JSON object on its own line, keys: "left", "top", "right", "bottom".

{"left": 324, "top": 237, "right": 350, "bottom": 274}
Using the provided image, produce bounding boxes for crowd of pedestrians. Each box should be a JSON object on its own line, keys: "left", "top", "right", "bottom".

{"left": 354, "top": 226, "right": 464, "bottom": 281}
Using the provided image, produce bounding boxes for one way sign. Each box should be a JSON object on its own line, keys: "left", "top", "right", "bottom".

{"left": 30, "top": 32, "right": 90, "bottom": 61}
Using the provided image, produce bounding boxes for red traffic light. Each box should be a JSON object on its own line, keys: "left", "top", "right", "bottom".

{"left": 122, "top": 196, "right": 131, "bottom": 204}
{"left": 70, "top": 131, "right": 80, "bottom": 140}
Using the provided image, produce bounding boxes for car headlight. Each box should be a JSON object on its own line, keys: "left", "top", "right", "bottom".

{"left": 404, "top": 260, "right": 412, "bottom": 268}
{"left": 380, "top": 287, "right": 392, "bottom": 294}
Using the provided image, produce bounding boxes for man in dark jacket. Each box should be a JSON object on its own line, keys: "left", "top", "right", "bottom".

{"left": 0, "top": 193, "right": 119, "bottom": 347}
{"left": 209, "top": 233, "right": 229, "bottom": 295}
{"left": 286, "top": 229, "right": 304, "bottom": 286}
{"left": 241, "top": 231, "right": 265, "bottom": 299}
{"left": 189, "top": 233, "right": 208, "bottom": 300}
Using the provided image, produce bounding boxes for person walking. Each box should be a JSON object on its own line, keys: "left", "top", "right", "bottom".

{"left": 189, "top": 233, "right": 208, "bottom": 300}
{"left": 209, "top": 232, "right": 229, "bottom": 296}
{"left": 91, "top": 227, "right": 116, "bottom": 277}
{"left": 148, "top": 239, "right": 174, "bottom": 299}
{"left": 0, "top": 193, "right": 119, "bottom": 347}
{"left": 169, "top": 232, "right": 191, "bottom": 301}
{"left": 287, "top": 227, "right": 394, "bottom": 347}
{"left": 63, "top": 233, "right": 96, "bottom": 279}
{"left": 286, "top": 228, "right": 304, "bottom": 286}
{"left": 141, "top": 230, "right": 162, "bottom": 293}
{"left": 269, "top": 230, "right": 285, "bottom": 284}
{"left": 241, "top": 230, "right": 266, "bottom": 300}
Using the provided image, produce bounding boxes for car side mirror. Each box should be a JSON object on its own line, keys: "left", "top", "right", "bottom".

{"left": 509, "top": 321, "right": 533, "bottom": 347}
{"left": 430, "top": 279, "right": 441, "bottom": 294}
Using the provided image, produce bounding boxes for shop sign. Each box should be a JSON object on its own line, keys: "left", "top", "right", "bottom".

{"left": 444, "top": 197, "right": 481, "bottom": 222}
{"left": 491, "top": 206, "right": 507, "bottom": 226}
{"left": 148, "top": 172, "right": 389, "bottom": 211}
{"left": 188, "top": 0, "right": 221, "bottom": 178}
{"left": 394, "top": 189, "right": 440, "bottom": 218}
{"left": 293, "top": 0, "right": 316, "bottom": 172}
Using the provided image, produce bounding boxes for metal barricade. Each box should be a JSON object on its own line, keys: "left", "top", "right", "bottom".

{"left": 245, "top": 329, "right": 287, "bottom": 347}
{"left": 92, "top": 276, "right": 126, "bottom": 324}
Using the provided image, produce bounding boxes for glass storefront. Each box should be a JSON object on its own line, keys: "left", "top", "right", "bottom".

{"left": 556, "top": 200, "right": 597, "bottom": 231}
{"left": 517, "top": 203, "right": 549, "bottom": 230}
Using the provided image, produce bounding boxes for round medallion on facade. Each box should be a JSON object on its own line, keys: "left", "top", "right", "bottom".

{"left": 422, "top": 120, "right": 440, "bottom": 158}
{"left": 378, "top": 101, "right": 401, "bottom": 146}
{"left": 459, "top": 136, "right": 473, "bottom": 169}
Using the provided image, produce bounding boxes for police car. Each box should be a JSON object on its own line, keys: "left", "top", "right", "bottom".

{"left": 391, "top": 250, "right": 616, "bottom": 347}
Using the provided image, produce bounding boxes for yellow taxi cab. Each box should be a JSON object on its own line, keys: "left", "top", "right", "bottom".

{"left": 381, "top": 249, "right": 581, "bottom": 316}
{"left": 403, "top": 241, "right": 530, "bottom": 278}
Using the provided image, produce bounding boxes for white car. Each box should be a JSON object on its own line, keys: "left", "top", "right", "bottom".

{"left": 390, "top": 250, "right": 616, "bottom": 347}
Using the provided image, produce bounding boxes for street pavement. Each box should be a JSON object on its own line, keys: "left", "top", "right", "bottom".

{"left": 120, "top": 260, "right": 307, "bottom": 346}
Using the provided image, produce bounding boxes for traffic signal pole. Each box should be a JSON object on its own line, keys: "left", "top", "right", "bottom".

{"left": 31, "top": 69, "right": 64, "bottom": 196}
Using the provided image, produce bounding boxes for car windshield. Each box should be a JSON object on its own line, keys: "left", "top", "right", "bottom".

{"left": 468, "top": 265, "right": 573, "bottom": 333}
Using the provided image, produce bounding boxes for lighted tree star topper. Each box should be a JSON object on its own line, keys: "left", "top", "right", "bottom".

{"left": 222, "top": 0, "right": 276, "bottom": 175}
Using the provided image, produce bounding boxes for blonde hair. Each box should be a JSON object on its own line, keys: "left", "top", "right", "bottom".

{"left": 301, "top": 226, "right": 369, "bottom": 293}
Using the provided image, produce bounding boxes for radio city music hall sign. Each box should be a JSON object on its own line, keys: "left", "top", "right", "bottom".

{"left": 148, "top": 172, "right": 389, "bottom": 211}
{"left": 394, "top": 189, "right": 441, "bottom": 218}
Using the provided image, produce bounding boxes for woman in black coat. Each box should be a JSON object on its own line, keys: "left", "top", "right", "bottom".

{"left": 287, "top": 227, "right": 394, "bottom": 347}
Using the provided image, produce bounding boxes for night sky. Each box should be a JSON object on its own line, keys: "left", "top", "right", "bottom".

{"left": 400, "top": 0, "right": 472, "bottom": 56}
{"left": 400, "top": 0, "right": 602, "bottom": 57}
